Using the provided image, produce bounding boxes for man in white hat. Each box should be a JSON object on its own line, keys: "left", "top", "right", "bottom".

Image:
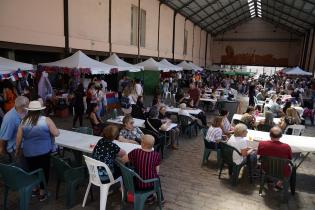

{"left": 0, "top": 96, "right": 29, "bottom": 164}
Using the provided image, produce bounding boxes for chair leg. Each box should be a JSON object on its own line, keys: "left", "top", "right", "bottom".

{"left": 232, "top": 166, "right": 239, "bottom": 186}
{"left": 19, "top": 188, "right": 32, "bottom": 210}
{"left": 100, "top": 185, "right": 110, "bottom": 210}
{"left": 218, "top": 163, "right": 223, "bottom": 179}
{"left": 56, "top": 180, "right": 61, "bottom": 200}
{"left": 259, "top": 175, "right": 265, "bottom": 196}
{"left": 282, "top": 179, "right": 289, "bottom": 203}
{"left": 134, "top": 195, "right": 145, "bottom": 210}
{"left": 202, "top": 150, "right": 211, "bottom": 165}
{"left": 66, "top": 181, "right": 78, "bottom": 208}
{"left": 119, "top": 179, "right": 124, "bottom": 201}
{"left": 82, "top": 182, "right": 91, "bottom": 207}
{"left": 156, "top": 190, "right": 163, "bottom": 210}
{"left": 3, "top": 186, "right": 9, "bottom": 210}
{"left": 216, "top": 149, "right": 221, "bottom": 168}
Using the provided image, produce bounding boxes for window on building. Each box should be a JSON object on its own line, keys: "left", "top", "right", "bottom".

{"left": 140, "top": 9, "right": 146, "bottom": 47}
{"left": 183, "top": 29, "right": 188, "bottom": 55}
{"left": 130, "top": 5, "right": 146, "bottom": 47}
{"left": 131, "top": 5, "right": 138, "bottom": 46}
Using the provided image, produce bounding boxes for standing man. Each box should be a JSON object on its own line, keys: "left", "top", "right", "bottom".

{"left": 135, "top": 79, "right": 143, "bottom": 97}
{"left": 188, "top": 82, "right": 201, "bottom": 107}
{"left": 0, "top": 96, "right": 29, "bottom": 165}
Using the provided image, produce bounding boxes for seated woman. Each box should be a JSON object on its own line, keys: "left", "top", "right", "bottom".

{"left": 118, "top": 115, "right": 143, "bottom": 144}
{"left": 87, "top": 103, "right": 105, "bottom": 136}
{"left": 227, "top": 124, "right": 256, "bottom": 174}
{"left": 131, "top": 96, "right": 147, "bottom": 119}
{"left": 205, "top": 116, "right": 224, "bottom": 149}
{"left": 178, "top": 103, "right": 203, "bottom": 128}
{"left": 92, "top": 125, "right": 127, "bottom": 183}
{"left": 145, "top": 107, "right": 178, "bottom": 150}
{"left": 240, "top": 106, "right": 256, "bottom": 129}
{"left": 279, "top": 107, "right": 301, "bottom": 135}
{"left": 282, "top": 101, "right": 292, "bottom": 115}
{"left": 257, "top": 111, "right": 274, "bottom": 132}
{"left": 220, "top": 110, "right": 234, "bottom": 135}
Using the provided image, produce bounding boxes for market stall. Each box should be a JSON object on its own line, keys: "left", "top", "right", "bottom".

{"left": 39, "top": 51, "right": 120, "bottom": 117}
{"left": 136, "top": 58, "right": 169, "bottom": 94}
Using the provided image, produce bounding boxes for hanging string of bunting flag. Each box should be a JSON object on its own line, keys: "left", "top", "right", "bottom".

{"left": 0, "top": 69, "right": 35, "bottom": 81}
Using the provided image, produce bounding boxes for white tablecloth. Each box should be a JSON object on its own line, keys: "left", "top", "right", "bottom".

{"left": 200, "top": 98, "right": 217, "bottom": 103}
{"left": 55, "top": 129, "right": 141, "bottom": 154}
{"left": 166, "top": 107, "right": 202, "bottom": 115}
{"left": 232, "top": 114, "right": 281, "bottom": 125}
{"left": 107, "top": 116, "right": 145, "bottom": 128}
{"left": 106, "top": 115, "right": 177, "bottom": 131}
{"left": 246, "top": 129, "right": 315, "bottom": 153}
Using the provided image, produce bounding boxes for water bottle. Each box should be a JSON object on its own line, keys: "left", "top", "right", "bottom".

{"left": 112, "top": 108, "right": 117, "bottom": 119}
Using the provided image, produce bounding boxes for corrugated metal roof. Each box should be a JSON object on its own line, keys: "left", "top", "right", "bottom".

{"left": 161, "top": 0, "right": 315, "bottom": 36}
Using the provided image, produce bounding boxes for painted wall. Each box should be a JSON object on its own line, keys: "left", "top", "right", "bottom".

{"left": 174, "top": 14, "right": 185, "bottom": 60}
{"left": 211, "top": 18, "right": 302, "bottom": 67}
{"left": 140, "top": 0, "right": 159, "bottom": 57}
{"left": 193, "top": 27, "right": 201, "bottom": 65}
{"left": 159, "top": 4, "right": 173, "bottom": 59}
{"left": 69, "top": 0, "right": 109, "bottom": 52}
{"left": 184, "top": 20, "right": 194, "bottom": 62}
{"left": 0, "top": 0, "right": 64, "bottom": 47}
{"left": 111, "top": 0, "right": 138, "bottom": 55}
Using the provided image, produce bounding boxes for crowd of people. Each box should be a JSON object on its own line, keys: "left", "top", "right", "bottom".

{"left": 0, "top": 68, "right": 314, "bottom": 205}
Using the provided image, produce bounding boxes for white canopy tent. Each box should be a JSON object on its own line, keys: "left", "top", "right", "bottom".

{"left": 40, "top": 51, "right": 118, "bottom": 74}
{"left": 189, "top": 62, "right": 203, "bottom": 71}
{"left": 102, "top": 53, "right": 143, "bottom": 72}
{"left": 0, "top": 56, "right": 33, "bottom": 73}
{"left": 136, "top": 58, "right": 169, "bottom": 71}
{"left": 177, "top": 61, "right": 194, "bottom": 70}
{"left": 159, "top": 59, "right": 183, "bottom": 71}
{"left": 285, "top": 66, "right": 312, "bottom": 76}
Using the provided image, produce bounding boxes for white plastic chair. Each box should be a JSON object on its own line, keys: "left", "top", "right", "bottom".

{"left": 82, "top": 155, "right": 123, "bottom": 210}
{"left": 254, "top": 96, "right": 264, "bottom": 108}
{"left": 284, "top": 124, "right": 305, "bottom": 136}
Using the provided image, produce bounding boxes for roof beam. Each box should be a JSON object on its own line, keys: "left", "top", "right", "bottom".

{"left": 202, "top": 3, "right": 249, "bottom": 28}
{"left": 262, "top": 2, "right": 313, "bottom": 26}
{"left": 175, "top": 0, "right": 194, "bottom": 12}
{"left": 187, "top": 0, "right": 219, "bottom": 18}
{"left": 194, "top": 0, "right": 241, "bottom": 25}
{"left": 303, "top": 0, "right": 315, "bottom": 7}
{"left": 213, "top": 16, "right": 252, "bottom": 35}
{"left": 262, "top": 16, "right": 304, "bottom": 36}
{"left": 263, "top": 10, "right": 308, "bottom": 31}
{"left": 212, "top": 13, "right": 250, "bottom": 33}
{"left": 272, "top": 0, "right": 314, "bottom": 17}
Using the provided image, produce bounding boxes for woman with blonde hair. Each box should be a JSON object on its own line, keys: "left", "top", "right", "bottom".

{"left": 279, "top": 107, "right": 301, "bottom": 134}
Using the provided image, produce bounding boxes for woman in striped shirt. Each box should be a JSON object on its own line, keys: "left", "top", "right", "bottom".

{"left": 220, "top": 109, "right": 234, "bottom": 135}
{"left": 205, "top": 116, "right": 224, "bottom": 149}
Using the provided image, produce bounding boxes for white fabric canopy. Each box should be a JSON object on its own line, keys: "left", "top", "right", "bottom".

{"left": 0, "top": 56, "right": 33, "bottom": 73}
{"left": 189, "top": 62, "right": 203, "bottom": 71}
{"left": 159, "top": 59, "right": 183, "bottom": 71}
{"left": 136, "top": 58, "right": 169, "bottom": 71}
{"left": 40, "top": 51, "right": 118, "bottom": 75}
{"left": 177, "top": 61, "right": 194, "bottom": 70}
{"left": 102, "top": 53, "right": 143, "bottom": 72}
{"left": 285, "top": 66, "right": 312, "bottom": 76}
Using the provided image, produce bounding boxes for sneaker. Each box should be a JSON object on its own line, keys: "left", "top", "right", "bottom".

{"left": 32, "top": 189, "right": 39, "bottom": 197}
{"left": 39, "top": 194, "right": 48, "bottom": 202}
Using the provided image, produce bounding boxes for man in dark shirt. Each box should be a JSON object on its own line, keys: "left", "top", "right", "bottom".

{"left": 257, "top": 127, "right": 292, "bottom": 186}
{"left": 188, "top": 83, "right": 200, "bottom": 107}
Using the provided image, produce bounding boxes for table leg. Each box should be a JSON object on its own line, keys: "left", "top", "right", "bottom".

{"left": 294, "top": 152, "right": 310, "bottom": 169}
